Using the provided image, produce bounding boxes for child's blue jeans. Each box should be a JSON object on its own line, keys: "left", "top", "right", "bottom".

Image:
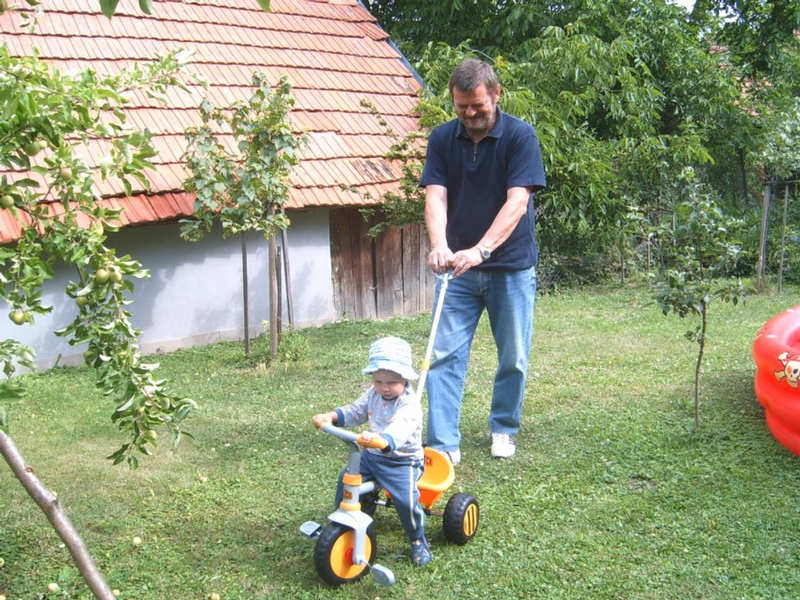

{"left": 335, "top": 451, "right": 425, "bottom": 542}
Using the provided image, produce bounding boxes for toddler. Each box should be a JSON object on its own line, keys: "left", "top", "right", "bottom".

{"left": 312, "top": 336, "right": 431, "bottom": 566}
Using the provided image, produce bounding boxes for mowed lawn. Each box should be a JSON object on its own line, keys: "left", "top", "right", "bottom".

{"left": 1, "top": 282, "right": 800, "bottom": 600}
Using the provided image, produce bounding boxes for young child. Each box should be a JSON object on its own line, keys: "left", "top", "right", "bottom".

{"left": 312, "top": 336, "right": 431, "bottom": 566}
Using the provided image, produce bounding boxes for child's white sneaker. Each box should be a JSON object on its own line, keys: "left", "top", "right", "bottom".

{"left": 445, "top": 449, "right": 461, "bottom": 466}
{"left": 491, "top": 433, "right": 515, "bottom": 458}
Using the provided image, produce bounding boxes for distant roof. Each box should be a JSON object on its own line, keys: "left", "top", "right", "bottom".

{"left": 0, "top": 0, "right": 423, "bottom": 242}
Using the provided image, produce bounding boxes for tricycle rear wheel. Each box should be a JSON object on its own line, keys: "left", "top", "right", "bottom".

{"left": 314, "top": 522, "right": 376, "bottom": 585}
{"left": 442, "top": 492, "right": 479, "bottom": 545}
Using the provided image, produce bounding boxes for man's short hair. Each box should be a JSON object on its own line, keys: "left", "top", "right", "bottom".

{"left": 449, "top": 58, "right": 500, "bottom": 95}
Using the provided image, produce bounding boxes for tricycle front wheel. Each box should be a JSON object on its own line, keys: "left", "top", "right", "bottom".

{"left": 443, "top": 493, "right": 479, "bottom": 545}
{"left": 314, "top": 522, "right": 376, "bottom": 585}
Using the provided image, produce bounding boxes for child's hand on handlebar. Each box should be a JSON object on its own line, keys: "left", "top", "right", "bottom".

{"left": 312, "top": 412, "right": 337, "bottom": 428}
{"left": 357, "top": 431, "right": 389, "bottom": 450}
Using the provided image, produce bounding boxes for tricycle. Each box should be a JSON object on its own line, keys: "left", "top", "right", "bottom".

{"left": 299, "top": 421, "right": 479, "bottom": 586}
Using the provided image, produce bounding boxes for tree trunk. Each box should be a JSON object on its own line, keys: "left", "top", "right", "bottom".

{"left": 738, "top": 147, "right": 748, "bottom": 205}
{"left": 0, "top": 429, "right": 115, "bottom": 600}
{"left": 694, "top": 300, "right": 707, "bottom": 431}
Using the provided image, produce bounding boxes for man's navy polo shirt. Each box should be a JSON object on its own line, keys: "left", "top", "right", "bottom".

{"left": 420, "top": 108, "right": 547, "bottom": 270}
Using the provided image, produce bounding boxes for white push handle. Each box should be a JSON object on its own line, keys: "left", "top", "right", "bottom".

{"left": 416, "top": 272, "right": 452, "bottom": 402}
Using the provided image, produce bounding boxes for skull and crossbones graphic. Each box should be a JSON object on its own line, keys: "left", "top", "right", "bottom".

{"left": 775, "top": 351, "right": 800, "bottom": 388}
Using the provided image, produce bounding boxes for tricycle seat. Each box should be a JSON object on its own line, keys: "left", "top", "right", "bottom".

{"left": 417, "top": 446, "right": 455, "bottom": 508}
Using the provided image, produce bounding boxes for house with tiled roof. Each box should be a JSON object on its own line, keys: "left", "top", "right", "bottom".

{"left": 0, "top": 0, "right": 434, "bottom": 367}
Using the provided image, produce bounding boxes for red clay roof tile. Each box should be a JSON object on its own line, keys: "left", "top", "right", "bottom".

{"left": 0, "top": 0, "right": 422, "bottom": 242}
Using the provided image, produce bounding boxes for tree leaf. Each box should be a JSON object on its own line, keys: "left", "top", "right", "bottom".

{"left": 114, "top": 395, "right": 136, "bottom": 414}
{"left": 100, "top": 0, "right": 120, "bottom": 18}
{"left": 138, "top": 0, "right": 153, "bottom": 14}
{"left": 256, "top": 0, "right": 270, "bottom": 11}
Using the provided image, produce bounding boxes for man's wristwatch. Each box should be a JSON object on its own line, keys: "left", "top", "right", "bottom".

{"left": 476, "top": 244, "right": 491, "bottom": 260}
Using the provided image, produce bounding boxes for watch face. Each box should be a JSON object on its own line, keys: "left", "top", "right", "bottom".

{"left": 480, "top": 248, "right": 491, "bottom": 259}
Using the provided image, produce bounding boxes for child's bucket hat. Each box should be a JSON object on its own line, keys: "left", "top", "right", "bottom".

{"left": 363, "top": 336, "right": 418, "bottom": 381}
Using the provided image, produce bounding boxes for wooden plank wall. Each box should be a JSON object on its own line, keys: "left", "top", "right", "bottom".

{"left": 330, "top": 208, "right": 435, "bottom": 321}
{"left": 330, "top": 208, "right": 375, "bottom": 321}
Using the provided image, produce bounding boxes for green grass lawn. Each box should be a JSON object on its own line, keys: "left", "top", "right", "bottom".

{"left": 2, "top": 282, "right": 800, "bottom": 600}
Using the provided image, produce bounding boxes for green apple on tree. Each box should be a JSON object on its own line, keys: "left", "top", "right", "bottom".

{"left": 9, "top": 309, "right": 28, "bottom": 325}
{"left": 22, "top": 140, "right": 45, "bottom": 156}
{"left": 94, "top": 268, "right": 111, "bottom": 284}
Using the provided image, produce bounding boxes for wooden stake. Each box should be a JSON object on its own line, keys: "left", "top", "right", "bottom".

{"left": 268, "top": 233, "right": 278, "bottom": 359}
{"left": 241, "top": 233, "right": 250, "bottom": 356}
{"left": 281, "top": 228, "right": 294, "bottom": 327}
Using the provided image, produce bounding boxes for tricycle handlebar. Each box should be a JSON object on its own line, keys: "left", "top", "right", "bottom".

{"left": 319, "top": 422, "right": 389, "bottom": 450}
{"left": 320, "top": 421, "right": 358, "bottom": 442}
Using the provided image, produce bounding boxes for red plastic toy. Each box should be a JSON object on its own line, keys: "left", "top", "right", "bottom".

{"left": 752, "top": 306, "right": 800, "bottom": 455}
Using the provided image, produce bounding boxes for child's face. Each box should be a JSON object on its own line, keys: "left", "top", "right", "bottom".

{"left": 371, "top": 370, "right": 407, "bottom": 400}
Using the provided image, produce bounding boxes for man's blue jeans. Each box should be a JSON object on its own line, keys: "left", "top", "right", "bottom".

{"left": 425, "top": 266, "right": 537, "bottom": 452}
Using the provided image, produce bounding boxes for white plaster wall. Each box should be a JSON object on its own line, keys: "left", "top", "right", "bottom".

{"left": 0, "top": 208, "right": 335, "bottom": 369}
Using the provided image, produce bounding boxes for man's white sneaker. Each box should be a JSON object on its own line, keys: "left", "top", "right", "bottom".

{"left": 491, "top": 433, "right": 516, "bottom": 458}
{"left": 445, "top": 449, "right": 461, "bottom": 466}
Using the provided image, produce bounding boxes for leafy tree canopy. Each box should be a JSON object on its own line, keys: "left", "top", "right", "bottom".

{"left": 691, "top": 0, "right": 800, "bottom": 77}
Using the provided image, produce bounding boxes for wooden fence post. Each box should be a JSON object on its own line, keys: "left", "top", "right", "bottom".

{"left": 778, "top": 182, "right": 789, "bottom": 294}
{"left": 756, "top": 179, "right": 772, "bottom": 291}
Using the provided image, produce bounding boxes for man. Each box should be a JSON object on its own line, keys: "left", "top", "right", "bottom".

{"left": 419, "top": 58, "right": 546, "bottom": 465}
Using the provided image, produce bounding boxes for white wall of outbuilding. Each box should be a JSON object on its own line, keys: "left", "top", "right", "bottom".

{"left": 1, "top": 208, "right": 335, "bottom": 369}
